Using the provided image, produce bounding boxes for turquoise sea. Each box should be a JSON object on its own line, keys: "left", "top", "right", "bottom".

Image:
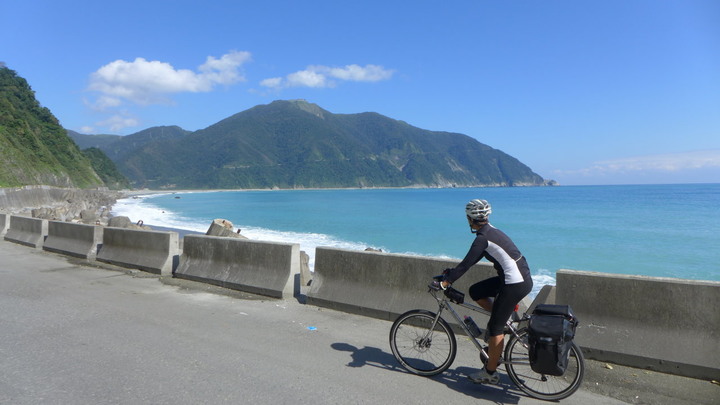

{"left": 113, "top": 184, "right": 720, "bottom": 297}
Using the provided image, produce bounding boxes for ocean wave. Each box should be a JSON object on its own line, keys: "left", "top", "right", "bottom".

{"left": 530, "top": 269, "right": 556, "bottom": 299}
{"left": 112, "top": 195, "right": 377, "bottom": 270}
{"left": 112, "top": 195, "right": 203, "bottom": 232}
{"left": 112, "top": 195, "right": 556, "bottom": 299}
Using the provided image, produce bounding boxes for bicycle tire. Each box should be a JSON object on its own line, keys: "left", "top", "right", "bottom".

{"left": 504, "top": 328, "right": 585, "bottom": 401}
{"left": 389, "top": 309, "right": 457, "bottom": 376}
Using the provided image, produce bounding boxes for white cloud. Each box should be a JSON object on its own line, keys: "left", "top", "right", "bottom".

{"left": 88, "top": 50, "right": 251, "bottom": 106}
{"left": 92, "top": 95, "right": 123, "bottom": 110}
{"left": 287, "top": 69, "right": 330, "bottom": 88}
{"left": 260, "top": 77, "right": 283, "bottom": 88}
{"left": 96, "top": 114, "right": 140, "bottom": 132}
{"left": 555, "top": 149, "right": 720, "bottom": 178}
{"left": 595, "top": 150, "right": 720, "bottom": 172}
{"left": 198, "top": 51, "right": 252, "bottom": 85}
{"left": 261, "top": 64, "right": 394, "bottom": 89}
{"left": 326, "top": 64, "right": 394, "bottom": 82}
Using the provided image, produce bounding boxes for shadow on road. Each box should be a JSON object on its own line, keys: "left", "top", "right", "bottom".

{"left": 331, "top": 342, "right": 527, "bottom": 404}
{"left": 331, "top": 342, "right": 401, "bottom": 371}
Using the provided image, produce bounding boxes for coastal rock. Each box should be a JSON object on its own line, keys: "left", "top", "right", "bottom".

{"left": 108, "top": 216, "right": 132, "bottom": 228}
{"left": 206, "top": 219, "right": 247, "bottom": 239}
{"left": 0, "top": 186, "right": 122, "bottom": 225}
{"left": 300, "top": 250, "right": 312, "bottom": 286}
{"left": 107, "top": 215, "right": 152, "bottom": 230}
{"left": 80, "top": 209, "right": 97, "bottom": 224}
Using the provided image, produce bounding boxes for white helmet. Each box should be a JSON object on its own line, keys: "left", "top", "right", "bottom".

{"left": 466, "top": 199, "right": 492, "bottom": 221}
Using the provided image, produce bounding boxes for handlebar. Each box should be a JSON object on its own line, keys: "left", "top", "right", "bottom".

{"left": 428, "top": 279, "right": 442, "bottom": 291}
{"left": 429, "top": 276, "right": 465, "bottom": 304}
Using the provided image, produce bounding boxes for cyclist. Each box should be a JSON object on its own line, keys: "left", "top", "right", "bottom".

{"left": 439, "top": 199, "right": 533, "bottom": 384}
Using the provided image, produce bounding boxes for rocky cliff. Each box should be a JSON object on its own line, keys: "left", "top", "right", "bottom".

{"left": 0, "top": 186, "right": 123, "bottom": 224}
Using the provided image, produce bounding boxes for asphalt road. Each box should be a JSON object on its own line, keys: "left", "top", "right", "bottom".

{"left": 1, "top": 240, "right": 717, "bottom": 405}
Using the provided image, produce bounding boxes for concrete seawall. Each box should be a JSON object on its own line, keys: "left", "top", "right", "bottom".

{"left": 0, "top": 213, "right": 8, "bottom": 237}
{"left": 175, "top": 235, "right": 300, "bottom": 299}
{"left": 4, "top": 217, "right": 716, "bottom": 381}
{"left": 0, "top": 186, "right": 121, "bottom": 221}
{"left": 11, "top": 237, "right": 717, "bottom": 405}
{"left": 556, "top": 270, "right": 720, "bottom": 380}
{"left": 97, "top": 227, "right": 178, "bottom": 275}
{"left": 306, "top": 247, "right": 718, "bottom": 380}
{"left": 4, "top": 216, "right": 48, "bottom": 248}
{"left": 43, "top": 221, "right": 103, "bottom": 259}
{"left": 307, "top": 247, "right": 510, "bottom": 324}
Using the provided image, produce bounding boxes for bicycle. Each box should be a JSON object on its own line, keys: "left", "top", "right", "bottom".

{"left": 389, "top": 278, "right": 585, "bottom": 401}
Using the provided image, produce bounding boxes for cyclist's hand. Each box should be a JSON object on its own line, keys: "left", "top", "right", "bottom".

{"left": 430, "top": 275, "right": 445, "bottom": 291}
{"left": 432, "top": 268, "right": 452, "bottom": 281}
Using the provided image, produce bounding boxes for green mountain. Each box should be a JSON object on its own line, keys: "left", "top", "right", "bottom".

{"left": 67, "top": 130, "right": 122, "bottom": 151}
{"left": 69, "top": 125, "right": 190, "bottom": 161}
{"left": 71, "top": 100, "right": 550, "bottom": 189}
{"left": 81, "top": 147, "right": 131, "bottom": 190}
{"left": 0, "top": 67, "right": 103, "bottom": 188}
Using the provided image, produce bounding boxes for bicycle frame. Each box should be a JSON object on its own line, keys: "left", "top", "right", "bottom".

{"left": 426, "top": 286, "right": 527, "bottom": 364}
{"left": 390, "top": 283, "right": 586, "bottom": 401}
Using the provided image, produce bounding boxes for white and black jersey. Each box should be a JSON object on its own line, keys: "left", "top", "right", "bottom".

{"left": 446, "top": 223, "right": 532, "bottom": 285}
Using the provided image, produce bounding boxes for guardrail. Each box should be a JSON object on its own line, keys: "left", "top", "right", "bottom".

{"left": 555, "top": 269, "right": 720, "bottom": 380}
{"left": 43, "top": 221, "right": 103, "bottom": 259}
{"left": 4, "top": 224, "right": 717, "bottom": 380}
{"left": 0, "top": 213, "right": 9, "bottom": 237}
{"left": 96, "top": 227, "right": 178, "bottom": 275}
{"left": 175, "top": 235, "right": 301, "bottom": 299}
{"left": 4, "top": 215, "right": 48, "bottom": 248}
{"left": 306, "top": 247, "right": 517, "bottom": 323}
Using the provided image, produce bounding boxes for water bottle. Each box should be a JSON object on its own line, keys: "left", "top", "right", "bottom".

{"left": 463, "top": 316, "right": 482, "bottom": 338}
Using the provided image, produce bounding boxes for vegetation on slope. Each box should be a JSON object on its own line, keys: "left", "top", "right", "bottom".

{"left": 73, "top": 100, "right": 546, "bottom": 189}
{"left": 82, "top": 147, "right": 131, "bottom": 190}
{"left": 0, "top": 67, "right": 102, "bottom": 188}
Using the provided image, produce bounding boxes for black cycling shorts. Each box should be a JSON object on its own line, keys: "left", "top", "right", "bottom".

{"left": 469, "top": 276, "right": 533, "bottom": 336}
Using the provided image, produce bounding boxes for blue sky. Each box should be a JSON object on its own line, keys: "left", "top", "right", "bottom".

{"left": 1, "top": 0, "right": 718, "bottom": 185}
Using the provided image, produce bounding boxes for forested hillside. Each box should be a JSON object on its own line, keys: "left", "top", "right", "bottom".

{"left": 69, "top": 126, "right": 190, "bottom": 161}
{"left": 72, "top": 100, "right": 548, "bottom": 189}
{"left": 82, "top": 147, "right": 131, "bottom": 190}
{"left": 0, "top": 67, "right": 103, "bottom": 188}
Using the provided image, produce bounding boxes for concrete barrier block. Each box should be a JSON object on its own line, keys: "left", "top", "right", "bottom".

{"left": 527, "top": 284, "right": 556, "bottom": 313}
{"left": 0, "top": 213, "right": 8, "bottom": 237}
{"left": 97, "top": 227, "right": 178, "bottom": 275}
{"left": 306, "top": 247, "right": 501, "bottom": 323}
{"left": 43, "top": 221, "right": 103, "bottom": 260}
{"left": 556, "top": 269, "right": 720, "bottom": 380}
{"left": 299, "top": 250, "right": 312, "bottom": 287}
{"left": 175, "top": 235, "right": 300, "bottom": 299}
{"left": 4, "top": 216, "right": 48, "bottom": 248}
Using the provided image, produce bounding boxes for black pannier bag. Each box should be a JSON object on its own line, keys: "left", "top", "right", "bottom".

{"left": 527, "top": 304, "right": 579, "bottom": 376}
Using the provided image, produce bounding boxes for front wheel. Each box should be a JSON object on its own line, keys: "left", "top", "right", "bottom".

{"left": 504, "top": 328, "right": 585, "bottom": 401}
{"left": 389, "top": 310, "right": 457, "bottom": 376}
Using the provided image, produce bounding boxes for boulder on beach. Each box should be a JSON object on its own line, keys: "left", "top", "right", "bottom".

{"left": 206, "top": 219, "right": 247, "bottom": 239}
{"left": 107, "top": 215, "right": 152, "bottom": 230}
{"left": 300, "top": 250, "right": 312, "bottom": 286}
{"left": 80, "top": 209, "right": 97, "bottom": 224}
{"left": 108, "top": 216, "right": 132, "bottom": 228}
{"left": 1, "top": 186, "right": 122, "bottom": 225}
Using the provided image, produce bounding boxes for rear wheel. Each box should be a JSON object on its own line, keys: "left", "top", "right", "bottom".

{"left": 504, "top": 328, "right": 585, "bottom": 401}
{"left": 389, "top": 310, "right": 457, "bottom": 376}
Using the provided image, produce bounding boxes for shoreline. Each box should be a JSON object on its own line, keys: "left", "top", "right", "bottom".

{"left": 120, "top": 182, "right": 557, "bottom": 197}
{"left": 5, "top": 185, "right": 719, "bottom": 286}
